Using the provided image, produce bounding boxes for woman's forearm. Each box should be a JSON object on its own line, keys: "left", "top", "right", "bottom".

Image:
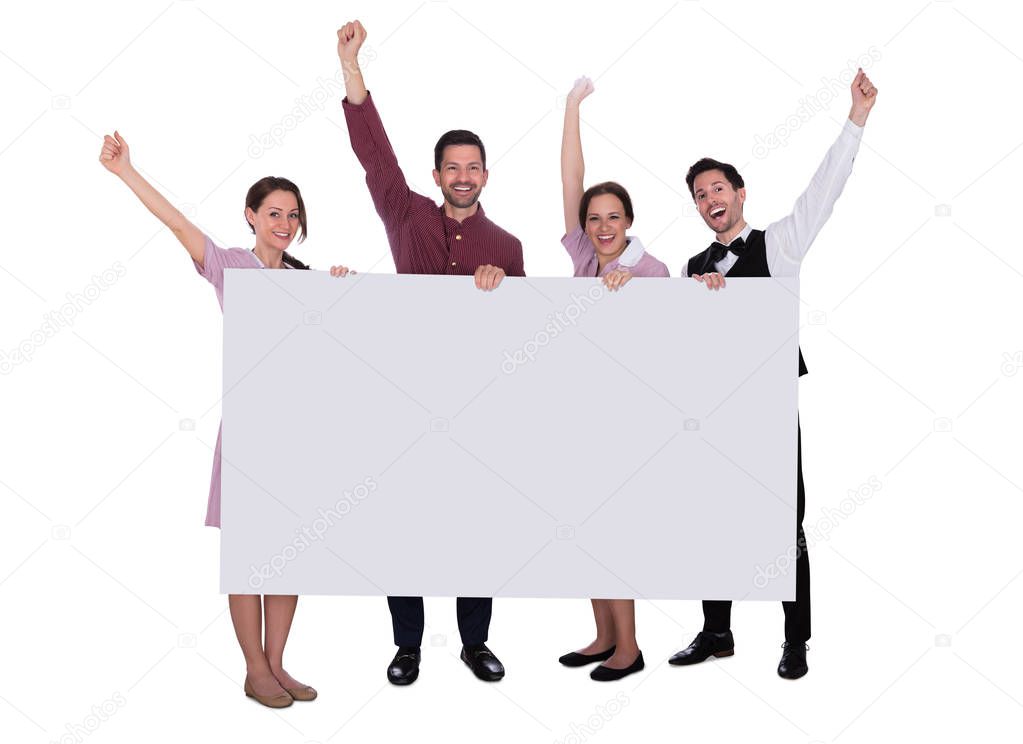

{"left": 119, "top": 166, "right": 206, "bottom": 266}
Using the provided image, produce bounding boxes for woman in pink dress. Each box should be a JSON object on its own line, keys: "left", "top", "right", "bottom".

{"left": 99, "top": 131, "right": 348, "bottom": 708}
{"left": 557, "top": 77, "right": 669, "bottom": 682}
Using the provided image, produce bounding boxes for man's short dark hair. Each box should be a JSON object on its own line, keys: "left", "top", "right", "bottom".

{"left": 685, "top": 158, "right": 744, "bottom": 198}
{"left": 434, "top": 130, "right": 487, "bottom": 171}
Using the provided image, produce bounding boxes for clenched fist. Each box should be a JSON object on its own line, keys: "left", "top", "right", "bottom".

{"left": 849, "top": 68, "right": 878, "bottom": 127}
{"left": 98, "top": 131, "right": 132, "bottom": 176}
{"left": 337, "top": 20, "right": 367, "bottom": 64}
{"left": 566, "top": 76, "right": 594, "bottom": 107}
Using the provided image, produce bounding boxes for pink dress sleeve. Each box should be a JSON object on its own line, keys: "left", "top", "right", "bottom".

{"left": 561, "top": 225, "right": 595, "bottom": 277}
{"left": 193, "top": 235, "right": 262, "bottom": 310}
{"left": 628, "top": 253, "right": 671, "bottom": 278}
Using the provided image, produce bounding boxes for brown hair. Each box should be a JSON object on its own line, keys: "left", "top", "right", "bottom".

{"left": 244, "top": 176, "right": 310, "bottom": 269}
{"left": 579, "top": 181, "right": 634, "bottom": 230}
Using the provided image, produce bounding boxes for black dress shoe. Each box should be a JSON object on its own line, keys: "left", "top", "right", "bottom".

{"left": 668, "top": 630, "right": 735, "bottom": 666}
{"left": 777, "top": 642, "right": 808, "bottom": 679}
{"left": 460, "top": 643, "right": 505, "bottom": 681}
{"left": 387, "top": 646, "right": 421, "bottom": 686}
{"left": 590, "top": 652, "right": 645, "bottom": 681}
{"left": 559, "top": 646, "right": 616, "bottom": 667}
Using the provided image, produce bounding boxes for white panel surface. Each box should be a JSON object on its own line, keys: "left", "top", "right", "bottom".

{"left": 221, "top": 271, "right": 799, "bottom": 600}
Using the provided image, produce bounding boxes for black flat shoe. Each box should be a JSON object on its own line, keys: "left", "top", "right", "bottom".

{"left": 668, "top": 630, "right": 735, "bottom": 666}
{"left": 777, "top": 642, "right": 808, "bottom": 679}
{"left": 387, "top": 646, "right": 421, "bottom": 686}
{"left": 461, "top": 643, "right": 505, "bottom": 681}
{"left": 559, "top": 645, "right": 616, "bottom": 667}
{"left": 590, "top": 652, "right": 645, "bottom": 681}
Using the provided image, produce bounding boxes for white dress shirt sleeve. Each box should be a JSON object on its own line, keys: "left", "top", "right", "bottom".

{"left": 764, "top": 118, "right": 864, "bottom": 277}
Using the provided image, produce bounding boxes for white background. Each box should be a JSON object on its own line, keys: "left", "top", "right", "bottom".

{"left": 2, "top": 1, "right": 1021, "bottom": 742}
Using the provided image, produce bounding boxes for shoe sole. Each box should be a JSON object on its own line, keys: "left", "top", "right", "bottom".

{"left": 559, "top": 656, "right": 613, "bottom": 668}
{"left": 244, "top": 691, "right": 293, "bottom": 708}
{"left": 668, "top": 649, "right": 735, "bottom": 666}
{"left": 559, "top": 648, "right": 616, "bottom": 667}
{"left": 590, "top": 663, "right": 645, "bottom": 681}
{"left": 387, "top": 670, "right": 419, "bottom": 686}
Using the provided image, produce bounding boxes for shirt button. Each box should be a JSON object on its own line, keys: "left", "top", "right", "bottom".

{"left": 455, "top": 234, "right": 462, "bottom": 240}
{"left": 451, "top": 261, "right": 457, "bottom": 267}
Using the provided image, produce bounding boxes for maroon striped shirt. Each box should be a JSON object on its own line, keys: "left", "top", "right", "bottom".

{"left": 342, "top": 92, "right": 525, "bottom": 277}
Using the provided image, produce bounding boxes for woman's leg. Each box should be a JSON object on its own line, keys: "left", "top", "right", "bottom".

{"left": 575, "top": 599, "right": 617, "bottom": 654}
{"left": 263, "top": 594, "right": 310, "bottom": 689}
{"left": 228, "top": 594, "right": 287, "bottom": 696}
{"left": 601, "top": 599, "right": 641, "bottom": 668}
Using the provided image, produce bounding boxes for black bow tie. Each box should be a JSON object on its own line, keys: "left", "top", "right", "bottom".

{"left": 707, "top": 236, "right": 746, "bottom": 267}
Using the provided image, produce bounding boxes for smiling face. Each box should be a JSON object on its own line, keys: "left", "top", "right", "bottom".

{"left": 245, "top": 189, "right": 301, "bottom": 252}
{"left": 693, "top": 169, "right": 746, "bottom": 238}
{"left": 433, "top": 144, "right": 488, "bottom": 210}
{"left": 584, "top": 193, "right": 632, "bottom": 259}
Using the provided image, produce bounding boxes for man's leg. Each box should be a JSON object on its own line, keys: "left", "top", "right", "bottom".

{"left": 386, "top": 596, "right": 425, "bottom": 685}
{"left": 779, "top": 421, "right": 810, "bottom": 679}
{"left": 388, "top": 596, "right": 425, "bottom": 647}
{"left": 457, "top": 597, "right": 504, "bottom": 681}
{"left": 782, "top": 422, "right": 811, "bottom": 643}
{"left": 702, "top": 600, "right": 732, "bottom": 633}
{"left": 456, "top": 597, "right": 492, "bottom": 646}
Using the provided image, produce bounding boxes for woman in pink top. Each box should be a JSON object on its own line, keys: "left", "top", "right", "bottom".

{"left": 557, "top": 77, "right": 667, "bottom": 682}
{"left": 560, "top": 77, "right": 669, "bottom": 291}
{"left": 99, "top": 132, "right": 348, "bottom": 708}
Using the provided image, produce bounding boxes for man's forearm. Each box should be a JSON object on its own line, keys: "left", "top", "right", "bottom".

{"left": 342, "top": 59, "right": 368, "bottom": 105}
{"left": 337, "top": 20, "right": 369, "bottom": 105}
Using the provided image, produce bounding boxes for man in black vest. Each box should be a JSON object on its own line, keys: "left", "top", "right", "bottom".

{"left": 669, "top": 68, "right": 878, "bottom": 679}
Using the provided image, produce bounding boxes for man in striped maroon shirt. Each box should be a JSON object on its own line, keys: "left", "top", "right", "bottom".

{"left": 337, "top": 20, "right": 518, "bottom": 686}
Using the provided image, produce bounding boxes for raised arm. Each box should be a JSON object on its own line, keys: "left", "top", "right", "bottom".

{"left": 337, "top": 19, "right": 418, "bottom": 257}
{"left": 766, "top": 68, "right": 878, "bottom": 274}
{"left": 98, "top": 131, "right": 206, "bottom": 267}
{"left": 337, "top": 20, "right": 368, "bottom": 105}
{"left": 561, "top": 77, "right": 594, "bottom": 235}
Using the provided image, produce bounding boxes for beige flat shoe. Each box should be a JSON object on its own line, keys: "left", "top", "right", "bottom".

{"left": 285, "top": 685, "right": 318, "bottom": 702}
{"left": 244, "top": 678, "right": 293, "bottom": 708}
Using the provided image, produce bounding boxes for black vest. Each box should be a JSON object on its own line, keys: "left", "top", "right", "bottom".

{"left": 686, "top": 229, "right": 807, "bottom": 377}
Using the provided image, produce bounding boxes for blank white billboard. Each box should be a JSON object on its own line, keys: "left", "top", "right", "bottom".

{"left": 221, "top": 272, "right": 799, "bottom": 600}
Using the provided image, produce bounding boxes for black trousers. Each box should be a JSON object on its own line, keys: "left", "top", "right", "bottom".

{"left": 387, "top": 596, "right": 493, "bottom": 648}
{"left": 702, "top": 423, "right": 810, "bottom": 644}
